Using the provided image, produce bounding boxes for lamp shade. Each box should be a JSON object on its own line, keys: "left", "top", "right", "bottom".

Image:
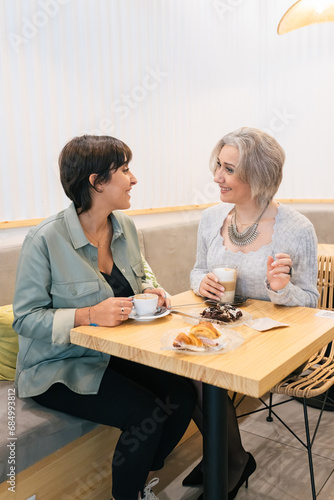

{"left": 278, "top": 0, "right": 334, "bottom": 34}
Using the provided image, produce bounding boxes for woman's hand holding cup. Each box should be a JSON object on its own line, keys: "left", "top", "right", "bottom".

{"left": 88, "top": 297, "right": 133, "bottom": 327}
{"left": 199, "top": 273, "right": 225, "bottom": 301}
{"left": 200, "top": 267, "right": 238, "bottom": 303}
{"left": 142, "top": 287, "right": 171, "bottom": 310}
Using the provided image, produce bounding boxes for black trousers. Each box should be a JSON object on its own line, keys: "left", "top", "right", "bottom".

{"left": 32, "top": 356, "right": 197, "bottom": 500}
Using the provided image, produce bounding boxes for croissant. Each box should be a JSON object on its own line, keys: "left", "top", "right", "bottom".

{"left": 173, "top": 333, "right": 204, "bottom": 347}
{"left": 189, "top": 321, "right": 220, "bottom": 339}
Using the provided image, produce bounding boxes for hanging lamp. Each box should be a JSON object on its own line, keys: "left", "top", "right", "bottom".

{"left": 277, "top": 0, "right": 334, "bottom": 34}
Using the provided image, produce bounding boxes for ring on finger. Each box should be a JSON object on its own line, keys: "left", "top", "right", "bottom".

{"left": 288, "top": 266, "right": 292, "bottom": 276}
{"left": 121, "top": 307, "right": 124, "bottom": 313}
{"left": 121, "top": 314, "right": 124, "bottom": 321}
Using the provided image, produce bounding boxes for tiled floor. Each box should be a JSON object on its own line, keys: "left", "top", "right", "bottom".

{"left": 156, "top": 393, "right": 334, "bottom": 500}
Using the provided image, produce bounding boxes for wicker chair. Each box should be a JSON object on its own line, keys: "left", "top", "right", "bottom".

{"left": 236, "top": 254, "right": 334, "bottom": 500}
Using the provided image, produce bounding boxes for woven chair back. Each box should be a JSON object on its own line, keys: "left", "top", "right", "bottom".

{"left": 317, "top": 255, "right": 334, "bottom": 310}
{"left": 272, "top": 254, "right": 334, "bottom": 398}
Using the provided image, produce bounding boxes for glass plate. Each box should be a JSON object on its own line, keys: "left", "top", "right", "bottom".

{"left": 161, "top": 325, "right": 244, "bottom": 355}
{"left": 181, "top": 307, "right": 252, "bottom": 328}
{"left": 205, "top": 295, "right": 248, "bottom": 306}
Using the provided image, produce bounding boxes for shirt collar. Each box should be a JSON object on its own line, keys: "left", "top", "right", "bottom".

{"left": 64, "top": 203, "right": 125, "bottom": 249}
{"left": 110, "top": 211, "right": 126, "bottom": 241}
{"left": 64, "top": 203, "right": 87, "bottom": 249}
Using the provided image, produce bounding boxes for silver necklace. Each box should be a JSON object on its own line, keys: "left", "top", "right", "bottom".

{"left": 227, "top": 203, "right": 269, "bottom": 246}
{"left": 81, "top": 220, "right": 111, "bottom": 248}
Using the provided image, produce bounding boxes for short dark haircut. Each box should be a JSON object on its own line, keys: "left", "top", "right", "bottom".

{"left": 59, "top": 135, "right": 132, "bottom": 212}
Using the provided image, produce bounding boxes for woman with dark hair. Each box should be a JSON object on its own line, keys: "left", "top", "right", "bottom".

{"left": 186, "top": 127, "right": 319, "bottom": 500}
{"left": 13, "top": 135, "right": 197, "bottom": 500}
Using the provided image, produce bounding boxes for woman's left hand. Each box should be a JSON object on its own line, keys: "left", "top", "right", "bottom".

{"left": 267, "top": 253, "right": 293, "bottom": 292}
{"left": 142, "top": 287, "right": 171, "bottom": 309}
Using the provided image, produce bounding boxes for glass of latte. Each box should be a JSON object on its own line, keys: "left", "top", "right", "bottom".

{"left": 212, "top": 267, "right": 238, "bottom": 304}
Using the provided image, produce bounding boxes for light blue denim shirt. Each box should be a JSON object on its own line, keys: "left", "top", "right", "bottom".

{"left": 13, "top": 203, "right": 153, "bottom": 398}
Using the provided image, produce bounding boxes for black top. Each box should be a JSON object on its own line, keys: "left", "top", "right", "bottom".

{"left": 101, "top": 263, "right": 134, "bottom": 297}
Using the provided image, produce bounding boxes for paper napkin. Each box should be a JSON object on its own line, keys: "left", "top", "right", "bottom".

{"left": 315, "top": 310, "right": 334, "bottom": 319}
{"left": 245, "top": 317, "right": 290, "bottom": 332}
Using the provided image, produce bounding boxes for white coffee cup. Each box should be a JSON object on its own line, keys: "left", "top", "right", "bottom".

{"left": 212, "top": 267, "right": 238, "bottom": 304}
{"left": 133, "top": 293, "right": 158, "bottom": 316}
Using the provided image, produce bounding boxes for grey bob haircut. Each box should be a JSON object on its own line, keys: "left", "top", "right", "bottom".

{"left": 210, "top": 127, "right": 286, "bottom": 208}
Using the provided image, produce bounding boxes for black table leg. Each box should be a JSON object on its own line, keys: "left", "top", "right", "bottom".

{"left": 203, "top": 383, "right": 228, "bottom": 500}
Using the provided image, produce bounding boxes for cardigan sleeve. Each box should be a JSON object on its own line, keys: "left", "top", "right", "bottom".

{"left": 265, "top": 219, "right": 319, "bottom": 307}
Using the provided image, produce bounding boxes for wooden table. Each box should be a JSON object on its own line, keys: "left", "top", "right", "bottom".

{"left": 71, "top": 291, "right": 334, "bottom": 499}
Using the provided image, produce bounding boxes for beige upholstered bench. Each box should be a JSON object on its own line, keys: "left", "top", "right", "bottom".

{"left": 0, "top": 203, "right": 333, "bottom": 498}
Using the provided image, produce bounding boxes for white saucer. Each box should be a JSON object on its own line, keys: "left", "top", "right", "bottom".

{"left": 129, "top": 309, "right": 170, "bottom": 321}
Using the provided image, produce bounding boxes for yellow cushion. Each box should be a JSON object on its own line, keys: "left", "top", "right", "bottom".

{"left": 0, "top": 305, "right": 18, "bottom": 381}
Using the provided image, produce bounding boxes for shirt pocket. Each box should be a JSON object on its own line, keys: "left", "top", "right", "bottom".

{"left": 50, "top": 280, "right": 100, "bottom": 308}
{"left": 131, "top": 260, "right": 145, "bottom": 279}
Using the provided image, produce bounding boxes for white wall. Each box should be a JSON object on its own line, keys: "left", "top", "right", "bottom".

{"left": 1, "top": 0, "right": 334, "bottom": 221}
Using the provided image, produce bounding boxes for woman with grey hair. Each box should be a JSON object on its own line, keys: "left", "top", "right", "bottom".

{"left": 186, "top": 127, "right": 319, "bottom": 499}
{"left": 192, "top": 126, "right": 318, "bottom": 305}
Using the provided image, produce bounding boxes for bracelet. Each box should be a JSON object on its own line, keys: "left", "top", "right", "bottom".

{"left": 88, "top": 306, "right": 99, "bottom": 327}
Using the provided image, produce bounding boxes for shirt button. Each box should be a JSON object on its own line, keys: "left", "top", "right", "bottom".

{"left": 121, "top": 268, "right": 125, "bottom": 273}
{"left": 92, "top": 256, "right": 97, "bottom": 262}
{"left": 134, "top": 289, "right": 138, "bottom": 293}
{"left": 71, "top": 289, "right": 77, "bottom": 296}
